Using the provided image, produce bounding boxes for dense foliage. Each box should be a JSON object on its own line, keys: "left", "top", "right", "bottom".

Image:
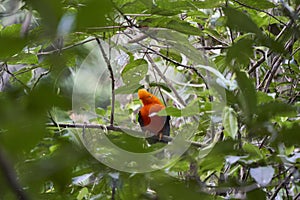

{"left": 0, "top": 0, "right": 299, "bottom": 199}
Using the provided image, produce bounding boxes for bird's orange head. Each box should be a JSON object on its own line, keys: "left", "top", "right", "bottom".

{"left": 138, "top": 89, "right": 163, "bottom": 105}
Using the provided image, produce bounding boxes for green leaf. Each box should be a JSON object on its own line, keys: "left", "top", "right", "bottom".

{"left": 107, "top": 131, "right": 150, "bottom": 153}
{"left": 76, "top": 0, "right": 113, "bottom": 29}
{"left": 237, "top": 0, "right": 275, "bottom": 9}
{"left": 140, "top": 17, "right": 202, "bottom": 36}
{"left": 199, "top": 140, "right": 237, "bottom": 172}
{"left": 115, "top": 83, "right": 143, "bottom": 94}
{"left": 159, "top": 49, "right": 182, "bottom": 63}
{"left": 243, "top": 143, "right": 264, "bottom": 160}
{"left": 7, "top": 53, "right": 38, "bottom": 65}
{"left": 149, "top": 82, "right": 172, "bottom": 92}
{"left": 277, "top": 123, "right": 300, "bottom": 146}
{"left": 257, "top": 91, "right": 275, "bottom": 104}
{"left": 158, "top": 100, "right": 202, "bottom": 117}
{"left": 166, "top": 20, "right": 202, "bottom": 36}
{"left": 256, "top": 102, "right": 296, "bottom": 123}
{"left": 120, "top": 0, "right": 152, "bottom": 14}
{"left": 121, "top": 59, "right": 148, "bottom": 85}
{"left": 0, "top": 24, "right": 27, "bottom": 59}
{"left": 158, "top": 107, "right": 181, "bottom": 117}
{"left": 247, "top": 189, "right": 267, "bottom": 199}
{"left": 181, "top": 100, "right": 202, "bottom": 116}
{"left": 193, "top": 0, "right": 224, "bottom": 9}
{"left": 226, "top": 38, "right": 254, "bottom": 68}
{"left": 222, "top": 106, "right": 238, "bottom": 139}
{"left": 236, "top": 71, "right": 257, "bottom": 124}
{"left": 77, "top": 187, "right": 89, "bottom": 200}
{"left": 259, "top": 36, "right": 285, "bottom": 53}
{"left": 26, "top": 0, "right": 63, "bottom": 36}
{"left": 150, "top": 172, "right": 216, "bottom": 200}
{"left": 223, "top": 7, "right": 263, "bottom": 36}
{"left": 10, "top": 67, "right": 33, "bottom": 87}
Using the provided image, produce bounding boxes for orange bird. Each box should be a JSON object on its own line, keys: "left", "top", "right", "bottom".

{"left": 137, "top": 89, "right": 170, "bottom": 143}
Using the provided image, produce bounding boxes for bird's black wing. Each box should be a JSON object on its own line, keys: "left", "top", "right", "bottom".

{"left": 138, "top": 111, "right": 144, "bottom": 127}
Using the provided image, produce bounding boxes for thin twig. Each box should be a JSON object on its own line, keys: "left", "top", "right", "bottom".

{"left": 233, "top": 0, "right": 286, "bottom": 25}
{"left": 95, "top": 37, "right": 115, "bottom": 126}
{"left": 269, "top": 167, "right": 297, "bottom": 200}
{"left": 118, "top": 11, "right": 210, "bottom": 89}
{"left": 37, "top": 38, "right": 96, "bottom": 55}
{"left": 46, "top": 122, "right": 205, "bottom": 148}
{"left": 31, "top": 69, "right": 51, "bottom": 91}
{"left": 249, "top": 20, "right": 294, "bottom": 75}
{"left": 196, "top": 46, "right": 228, "bottom": 50}
{"left": 0, "top": 148, "right": 29, "bottom": 200}
{"left": 261, "top": 36, "right": 295, "bottom": 92}
{"left": 146, "top": 54, "right": 186, "bottom": 107}
{"left": 248, "top": 54, "right": 266, "bottom": 74}
{"left": 87, "top": 25, "right": 131, "bottom": 31}
{"left": 293, "top": 192, "right": 300, "bottom": 200}
{"left": 2, "top": 63, "right": 30, "bottom": 91}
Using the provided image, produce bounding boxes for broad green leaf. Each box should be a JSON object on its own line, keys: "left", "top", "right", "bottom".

{"left": 181, "top": 100, "right": 203, "bottom": 116}
{"left": 166, "top": 20, "right": 202, "bottom": 36}
{"left": 120, "top": 0, "right": 152, "bottom": 14}
{"left": 236, "top": 71, "right": 257, "bottom": 124}
{"left": 222, "top": 106, "right": 238, "bottom": 139}
{"left": 121, "top": 59, "right": 148, "bottom": 85}
{"left": 115, "top": 83, "right": 143, "bottom": 94}
{"left": 151, "top": 6, "right": 182, "bottom": 16}
{"left": 159, "top": 49, "right": 182, "bottom": 63}
{"left": 276, "top": 123, "right": 300, "bottom": 146}
{"left": 140, "top": 17, "right": 202, "bottom": 36}
{"left": 226, "top": 38, "right": 254, "bottom": 68}
{"left": 77, "top": 187, "right": 89, "bottom": 200}
{"left": 247, "top": 189, "right": 267, "bottom": 199}
{"left": 158, "top": 100, "right": 202, "bottom": 117}
{"left": 158, "top": 107, "right": 182, "bottom": 117}
{"left": 7, "top": 53, "right": 38, "bottom": 65}
{"left": 76, "top": 0, "right": 113, "bottom": 29}
{"left": 9, "top": 67, "right": 33, "bottom": 87}
{"left": 192, "top": 0, "right": 224, "bottom": 9}
{"left": 257, "top": 91, "right": 275, "bottom": 104}
{"left": 118, "top": 173, "right": 148, "bottom": 200}
{"left": 0, "top": 24, "right": 27, "bottom": 59}
{"left": 256, "top": 102, "right": 296, "bottom": 123}
{"left": 243, "top": 143, "right": 264, "bottom": 161}
{"left": 237, "top": 0, "right": 275, "bottom": 9}
{"left": 0, "top": 84, "right": 65, "bottom": 153}
{"left": 223, "top": 7, "right": 263, "bottom": 37}
{"left": 199, "top": 140, "right": 237, "bottom": 172}
{"left": 259, "top": 36, "right": 285, "bottom": 53}
{"left": 26, "top": 0, "right": 63, "bottom": 36}
{"left": 1, "top": 23, "right": 22, "bottom": 37}
{"left": 107, "top": 131, "right": 150, "bottom": 153}
{"left": 150, "top": 172, "right": 217, "bottom": 200}
{"left": 149, "top": 82, "right": 172, "bottom": 92}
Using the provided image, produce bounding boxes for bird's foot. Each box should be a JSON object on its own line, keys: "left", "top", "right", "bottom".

{"left": 158, "top": 132, "right": 163, "bottom": 141}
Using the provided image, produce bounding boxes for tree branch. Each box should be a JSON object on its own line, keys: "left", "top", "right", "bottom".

{"left": 46, "top": 122, "right": 205, "bottom": 148}
{"left": 146, "top": 53, "right": 186, "bottom": 107}
{"left": 0, "top": 148, "right": 29, "bottom": 200}
{"left": 269, "top": 167, "right": 297, "bottom": 200}
{"left": 95, "top": 37, "right": 115, "bottom": 126}
{"left": 37, "top": 38, "right": 96, "bottom": 56}
{"left": 233, "top": 0, "right": 286, "bottom": 25}
{"left": 2, "top": 63, "right": 30, "bottom": 91}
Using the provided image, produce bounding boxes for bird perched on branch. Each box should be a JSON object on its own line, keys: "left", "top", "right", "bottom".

{"left": 137, "top": 89, "right": 170, "bottom": 144}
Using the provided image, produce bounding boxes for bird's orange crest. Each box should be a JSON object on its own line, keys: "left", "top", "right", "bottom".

{"left": 138, "top": 89, "right": 163, "bottom": 105}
